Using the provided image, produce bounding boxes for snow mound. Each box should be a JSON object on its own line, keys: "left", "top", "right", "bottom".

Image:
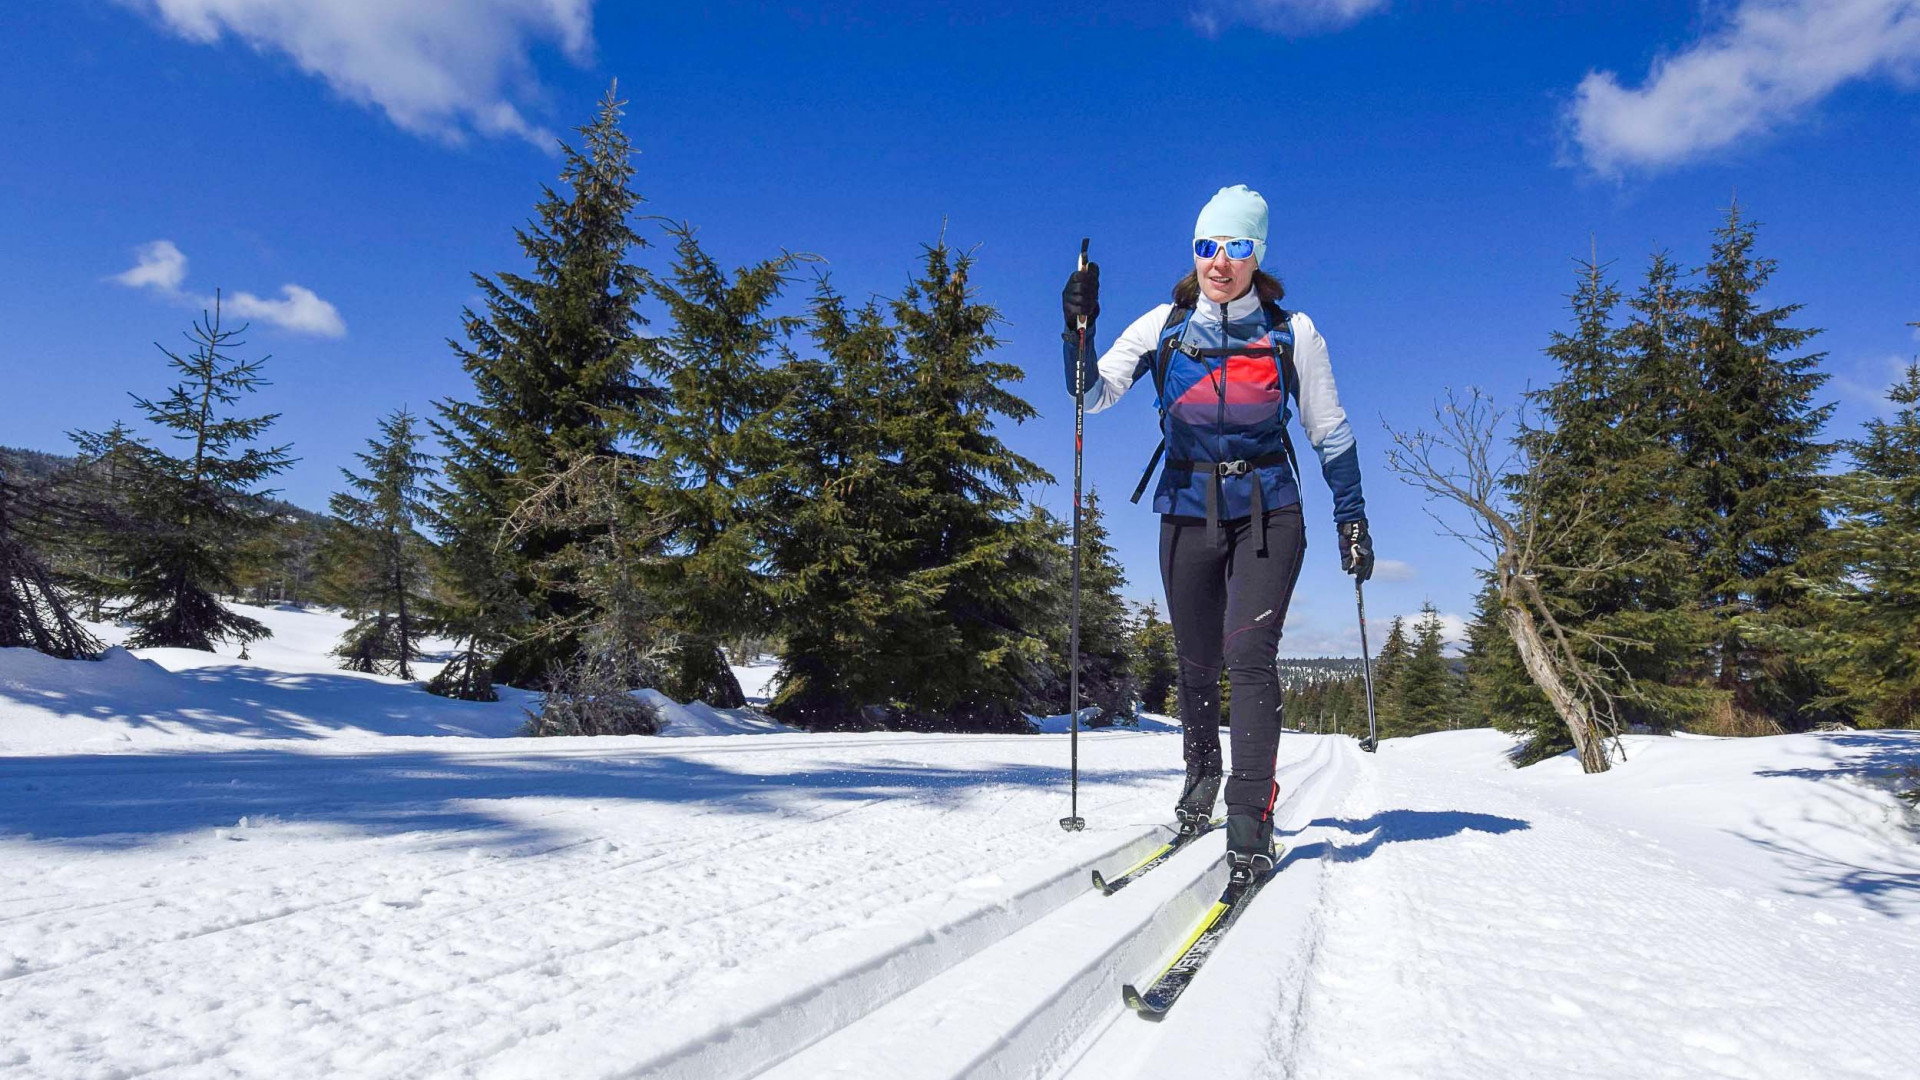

{"left": 1028, "top": 709, "right": 1179, "bottom": 734}
{"left": 0, "top": 640, "right": 533, "bottom": 754}
{"left": 633, "top": 689, "right": 796, "bottom": 737}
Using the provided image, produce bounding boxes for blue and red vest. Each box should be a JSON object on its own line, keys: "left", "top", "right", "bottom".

{"left": 1135, "top": 302, "right": 1304, "bottom": 530}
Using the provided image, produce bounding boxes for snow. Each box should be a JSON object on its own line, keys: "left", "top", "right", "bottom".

{"left": 2, "top": 612, "right": 1916, "bottom": 1079}
{"left": 634, "top": 688, "right": 796, "bottom": 738}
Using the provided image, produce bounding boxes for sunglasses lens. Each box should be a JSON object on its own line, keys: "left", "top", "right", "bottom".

{"left": 1193, "top": 238, "right": 1256, "bottom": 260}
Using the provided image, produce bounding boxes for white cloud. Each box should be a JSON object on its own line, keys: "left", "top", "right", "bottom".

{"left": 1192, "top": 0, "right": 1389, "bottom": 36}
{"left": 225, "top": 284, "right": 347, "bottom": 338}
{"left": 1569, "top": 0, "right": 1920, "bottom": 175}
{"left": 112, "top": 240, "right": 189, "bottom": 291}
{"left": 1833, "top": 353, "right": 1918, "bottom": 417}
{"left": 120, "top": 0, "right": 598, "bottom": 147}
{"left": 1383, "top": 609, "right": 1470, "bottom": 651}
{"left": 1372, "top": 558, "right": 1416, "bottom": 582}
{"left": 111, "top": 240, "right": 347, "bottom": 338}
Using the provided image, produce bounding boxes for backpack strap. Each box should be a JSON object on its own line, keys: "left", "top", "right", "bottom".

{"left": 1262, "top": 302, "right": 1304, "bottom": 485}
{"left": 1128, "top": 304, "right": 1194, "bottom": 504}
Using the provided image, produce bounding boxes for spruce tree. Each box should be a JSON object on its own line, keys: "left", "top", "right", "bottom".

{"left": 1461, "top": 579, "right": 1557, "bottom": 753}
{"left": 430, "top": 84, "right": 653, "bottom": 688}
{"left": 885, "top": 240, "right": 1056, "bottom": 729}
{"left": 1778, "top": 349, "right": 1920, "bottom": 727}
{"left": 762, "top": 280, "right": 918, "bottom": 728}
{"left": 639, "top": 223, "right": 802, "bottom": 707}
{"left": 1673, "top": 204, "right": 1834, "bottom": 727}
{"left": 62, "top": 421, "right": 145, "bottom": 621}
{"left": 326, "top": 409, "right": 436, "bottom": 679}
{"left": 1393, "top": 602, "right": 1460, "bottom": 736}
{"left": 1132, "top": 600, "right": 1178, "bottom": 717}
{"left": 73, "top": 297, "right": 292, "bottom": 650}
{"left": 1372, "top": 616, "right": 1411, "bottom": 735}
{"left": 1044, "top": 487, "right": 1137, "bottom": 722}
{"left": 1519, "top": 252, "right": 1708, "bottom": 734}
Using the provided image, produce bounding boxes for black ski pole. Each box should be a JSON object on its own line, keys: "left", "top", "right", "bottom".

{"left": 1354, "top": 574, "right": 1379, "bottom": 753}
{"left": 1060, "top": 237, "right": 1090, "bottom": 833}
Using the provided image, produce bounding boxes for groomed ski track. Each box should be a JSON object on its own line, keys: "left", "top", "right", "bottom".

{"left": 759, "top": 735, "right": 1358, "bottom": 1080}
{"left": 0, "top": 724, "right": 1355, "bottom": 1079}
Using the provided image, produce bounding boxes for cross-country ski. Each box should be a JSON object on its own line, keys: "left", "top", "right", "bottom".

{"left": 1091, "top": 817, "right": 1221, "bottom": 895}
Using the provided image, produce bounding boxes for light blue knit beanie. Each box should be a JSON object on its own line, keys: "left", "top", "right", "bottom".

{"left": 1193, "top": 184, "right": 1269, "bottom": 265}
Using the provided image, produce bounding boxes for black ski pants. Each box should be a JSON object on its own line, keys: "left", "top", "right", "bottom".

{"left": 1159, "top": 504, "right": 1307, "bottom": 823}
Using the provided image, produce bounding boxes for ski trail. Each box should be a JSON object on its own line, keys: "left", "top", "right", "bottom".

{"left": 1047, "top": 736, "right": 1357, "bottom": 1080}
{"left": 757, "top": 735, "right": 1354, "bottom": 1080}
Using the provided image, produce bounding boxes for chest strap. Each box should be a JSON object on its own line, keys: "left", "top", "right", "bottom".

{"left": 1166, "top": 452, "right": 1291, "bottom": 552}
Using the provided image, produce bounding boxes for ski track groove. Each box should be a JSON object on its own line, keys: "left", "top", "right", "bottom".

{"left": 747, "top": 736, "right": 1353, "bottom": 1080}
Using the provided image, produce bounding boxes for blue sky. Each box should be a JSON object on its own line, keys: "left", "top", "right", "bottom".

{"left": 3, "top": 0, "right": 1917, "bottom": 656}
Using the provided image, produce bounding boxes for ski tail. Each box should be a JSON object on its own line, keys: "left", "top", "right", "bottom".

{"left": 1122, "top": 843, "right": 1286, "bottom": 1016}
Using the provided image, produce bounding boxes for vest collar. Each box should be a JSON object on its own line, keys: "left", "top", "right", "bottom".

{"left": 1192, "top": 288, "right": 1266, "bottom": 324}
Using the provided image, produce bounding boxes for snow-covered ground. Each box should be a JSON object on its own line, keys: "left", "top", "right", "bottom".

{"left": 1, "top": 607, "right": 1915, "bottom": 1078}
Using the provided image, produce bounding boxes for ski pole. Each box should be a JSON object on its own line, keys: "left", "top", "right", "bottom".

{"left": 1060, "top": 237, "right": 1090, "bottom": 833}
{"left": 1354, "top": 575, "right": 1379, "bottom": 753}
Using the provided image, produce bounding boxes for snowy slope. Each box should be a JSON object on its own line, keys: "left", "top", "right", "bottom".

{"left": 1284, "top": 730, "right": 1919, "bottom": 1080}
{"left": 2, "top": 615, "right": 1916, "bottom": 1080}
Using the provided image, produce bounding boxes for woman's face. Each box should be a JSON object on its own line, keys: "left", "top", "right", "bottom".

{"left": 1195, "top": 237, "right": 1258, "bottom": 304}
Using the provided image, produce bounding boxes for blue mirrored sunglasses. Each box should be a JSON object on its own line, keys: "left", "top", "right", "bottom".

{"left": 1193, "top": 237, "right": 1258, "bottom": 261}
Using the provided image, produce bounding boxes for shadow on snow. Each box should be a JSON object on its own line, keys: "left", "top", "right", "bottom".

{"left": 1745, "top": 730, "right": 1920, "bottom": 917}
{"left": 0, "top": 747, "right": 1167, "bottom": 850}
{"left": 1281, "top": 809, "right": 1532, "bottom": 865}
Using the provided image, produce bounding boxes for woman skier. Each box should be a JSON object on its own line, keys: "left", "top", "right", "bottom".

{"left": 1061, "top": 184, "right": 1374, "bottom": 886}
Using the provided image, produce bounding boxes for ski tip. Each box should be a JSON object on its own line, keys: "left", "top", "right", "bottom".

{"left": 1091, "top": 870, "right": 1109, "bottom": 893}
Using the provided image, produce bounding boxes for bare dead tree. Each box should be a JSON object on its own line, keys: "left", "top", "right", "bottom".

{"left": 500, "top": 452, "right": 678, "bottom": 734}
{"left": 1384, "top": 389, "right": 1631, "bottom": 773}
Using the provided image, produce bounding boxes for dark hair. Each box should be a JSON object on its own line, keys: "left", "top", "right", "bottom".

{"left": 1172, "top": 268, "right": 1285, "bottom": 308}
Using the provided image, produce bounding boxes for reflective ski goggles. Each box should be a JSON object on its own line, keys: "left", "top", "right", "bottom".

{"left": 1193, "top": 237, "right": 1259, "bottom": 261}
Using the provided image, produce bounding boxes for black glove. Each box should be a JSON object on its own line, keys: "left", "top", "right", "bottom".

{"left": 1061, "top": 262, "right": 1100, "bottom": 331}
{"left": 1338, "top": 519, "right": 1374, "bottom": 582}
{"left": 1061, "top": 262, "right": 1100, "bottom": 397}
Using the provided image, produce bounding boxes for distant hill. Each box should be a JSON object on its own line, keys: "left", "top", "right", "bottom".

{"left": 0, "top": 444, "right": 324, "bottom": 523}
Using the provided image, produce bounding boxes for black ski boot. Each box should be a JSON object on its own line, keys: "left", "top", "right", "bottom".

{"left": 1224, "top": 812, "right": 1277, "bottom": 889}
{"left": 1174, "top": 761, "right": 1221, "bottom": 837}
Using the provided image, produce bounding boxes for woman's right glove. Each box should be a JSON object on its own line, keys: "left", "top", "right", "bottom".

{"left": 1061, "top": 263, "right": 1100, "bottom": 397}
{"left": 1338, "top": 519, "right": 1374, "bottom": 582}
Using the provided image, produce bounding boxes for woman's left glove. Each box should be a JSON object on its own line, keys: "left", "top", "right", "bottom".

{"left": 1338, "top": 519, "right": 1374, "bottom": 582}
